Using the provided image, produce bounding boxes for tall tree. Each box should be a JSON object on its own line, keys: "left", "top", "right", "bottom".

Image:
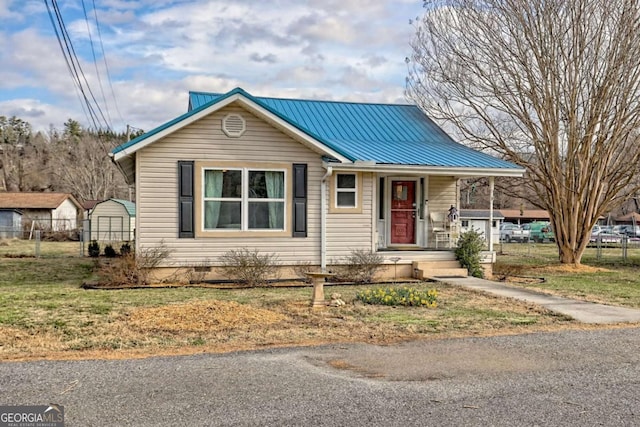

{"left": 407, "top": 0, "right": 640, "bottom": 264}
{"left": 0, "top": 116, "right": 35, "bottom": 191}
{"left": 50, "top": 123, "right": 129, "bottom": 202}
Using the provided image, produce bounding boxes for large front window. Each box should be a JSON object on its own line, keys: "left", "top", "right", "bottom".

{"left": 203, "top": 168, "right": 285, "bottom": 230}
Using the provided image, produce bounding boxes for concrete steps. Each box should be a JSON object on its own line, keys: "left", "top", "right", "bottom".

{"left": 413, "top": 260, "right": 468, "bottom": 280}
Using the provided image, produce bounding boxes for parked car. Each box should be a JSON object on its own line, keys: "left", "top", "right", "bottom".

{"left": 599, "top": 225, "right": 615, "bottom": 234}
{"left": 500, "top": 223, "right": 530, "bottom": 243}
{"left": 613, "top": 224, "right": 640, "bottom": 238}
{"left": 529, "top": 221, "right": 554, "bottom": 243}
{"left": 590, "top": 226, "right": 622, "bottom": 245}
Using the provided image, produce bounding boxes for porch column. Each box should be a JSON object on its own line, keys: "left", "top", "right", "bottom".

{"left": 489, "top": 176, "right": 495, "bottom": 252}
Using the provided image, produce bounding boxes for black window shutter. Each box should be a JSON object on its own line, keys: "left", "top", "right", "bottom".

{"left": 292, "top": 163, "right": 307, "bottom": 237}
{"left": 178, "top": 161, "right": 194, "bottom": 238}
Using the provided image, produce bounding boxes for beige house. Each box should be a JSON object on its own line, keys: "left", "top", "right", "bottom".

{"left": 111, "top": 88, "right": 524, "bottom": 279}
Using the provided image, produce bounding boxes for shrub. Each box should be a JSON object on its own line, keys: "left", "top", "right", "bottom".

{"left": 97, "top": 243, "right": 171, "bottom": 286}
{"left": 356, "top": 286, "right": 438, "bottom": 307}
{"left": 186, "top": 260, "right": 212, "bottom": 284}
{"left": 454, "top": 229, "right": 485, "bottom": 278}
{"left": 88, "top": 240, "right": 100, "bottom": 258}
{"left": 104, "top": 244, "right": 117, "bottom": 258}
{"left": 293, "top": 261, "right": 315, "bottom": 283}
{"left": 218, "top": 248, "right": 280, "bottom": 287}
{"left": 120, "top": 242, "right": 132, "bottom": 256}
{"left": 330, "top": 249, "right": 383, "bottom": 283}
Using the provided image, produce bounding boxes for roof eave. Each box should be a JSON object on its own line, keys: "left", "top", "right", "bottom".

{"left": 112, "top": 90, "right": 352, "bottom": 165}
{"left": 323, "top": 162, "right": 526, "bottom": 177}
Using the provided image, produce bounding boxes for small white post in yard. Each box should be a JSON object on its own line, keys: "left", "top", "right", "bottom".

{"left": 34, "top": 230, "right": 41, "bottom": 258}
{"left": 305, "top": 272, "right": 335, "bottom": 308}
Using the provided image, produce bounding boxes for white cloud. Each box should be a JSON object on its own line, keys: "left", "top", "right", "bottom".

{"left": 2, "top": 0, "right": 424, "bottom": 132}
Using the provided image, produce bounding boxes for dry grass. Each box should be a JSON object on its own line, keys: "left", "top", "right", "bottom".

{"left": 0, "top": 239, "right": 83, "bottom": 257}
{"left": 1, "top": 247, "right": 638, "bottom": 362}
{"left": 128, "top": 300, "right": 289, "bottom": 332}
{"left": 531, "top": 264, "right": 610, "bottom": 274}
{"left": 0, "top": 280, "right": 581, "bottom": 362}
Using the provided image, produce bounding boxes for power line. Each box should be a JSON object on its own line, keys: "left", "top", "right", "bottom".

{"left": 82, "top": 0, "right": 113, "bottom": 129}
{"left": 45, "top": 0, "right": 121, "bottom": 160}
{"left": 45, "top": 0, "right": 98, "bottom": 132}
{"left": 52, "top": 0, "right": 110, "bottom": 131}
{"left": 45, "top": 0, "right": 111, "bottom": 132}
{"left": 92, "top": 0, "right": 125, "bottom": 128}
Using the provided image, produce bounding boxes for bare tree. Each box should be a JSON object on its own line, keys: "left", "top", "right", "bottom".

{"left": 407, "top": 0, "right": 640, "bottom": 264}
{"left": 50, "top": 133, "right": 128, "bottom": 202}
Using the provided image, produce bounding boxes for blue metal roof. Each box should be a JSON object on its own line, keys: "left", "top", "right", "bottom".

{"left": 111, "top": 199, "right": 136, "bottom": 217}
{"left": 114, "top": 87, "right": 521, "bottom": 170}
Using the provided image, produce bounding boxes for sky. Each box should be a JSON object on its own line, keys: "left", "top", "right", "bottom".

{"left": 0, "top": 0, "right": 425, "bottom": 134}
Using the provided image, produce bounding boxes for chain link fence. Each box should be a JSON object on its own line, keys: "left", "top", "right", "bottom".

{"left": 0, "top": 227, "right": 86, "bottom": 258}
{"left": 497, "top": 236, "right": 640, "bottom": 263}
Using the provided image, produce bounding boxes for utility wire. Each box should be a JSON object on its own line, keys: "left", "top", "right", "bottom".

{"left": 45, "top": 0, "right": 117, "bottom": 158}
{"left": 45, "top": 0, "right": 98, "bottom": 131}
{"left": 93, "top": 0, "right": 125, "bottom": 128}
{"left": 52, "top": 0, "right": 110, "bottom": 131}
{"left": 47, "top": 0, "right": 110, "bottom": 131}
{"left": 47, "top": 0, "right": 100, "bottom": 130}
{"left": 82, "top": 0, "right": 113, "bottom": 130}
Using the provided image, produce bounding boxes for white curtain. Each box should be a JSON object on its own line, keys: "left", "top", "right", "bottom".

{"left": 265, "top": 171, "right": 284, "bottom": 229}
{"left": 204, "top": 170, "right": 223, "bottom": 229}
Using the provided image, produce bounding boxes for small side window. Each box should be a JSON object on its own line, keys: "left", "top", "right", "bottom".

{"left": 336, "top": 173, "right": 357, "bottom": 208}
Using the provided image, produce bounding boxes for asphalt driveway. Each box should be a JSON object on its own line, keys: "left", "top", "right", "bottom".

{"left": 1, "top": 328, "right": 638, "bottom": 426}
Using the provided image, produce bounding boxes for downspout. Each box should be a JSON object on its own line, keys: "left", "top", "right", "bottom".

{"left": 489, "top": 176, "right": 495, "bottom": 253}
{"left": 320, "top": 166, "right": 333, "bottom": 272}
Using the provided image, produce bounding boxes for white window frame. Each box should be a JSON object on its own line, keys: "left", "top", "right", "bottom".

{"left": 335, "top": 173, "right": 358, "bottom": 208}
{"left": 202, "top": 167, "right": 287, "bottom": 231}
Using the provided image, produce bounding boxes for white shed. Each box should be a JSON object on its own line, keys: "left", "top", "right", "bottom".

{"left": 89, "top": 199, "right": 135, "bottom": 242}
{"left": 459, "top": 209, "right": 504, "bottom": 243}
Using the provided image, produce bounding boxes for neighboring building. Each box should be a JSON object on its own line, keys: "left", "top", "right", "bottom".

{"left": 89, "top": 198, "right": 136, "bottom": 242}
{"left": 615, "top": 212, "right": 640, "bottom": 225}
{"left": 460, "top": 209, "right": 505, "bottom": 243}
{"left": 111, "top": 87, "right": 524, "bottom": 279}
{"left": 498, "top": 209, "right": 549, "bottom": 225}
{"left": 0, "top": 209, "right": 22, "bottom": 238}
{"left": 0, "top": 192, "right": 82, "bottom": 231}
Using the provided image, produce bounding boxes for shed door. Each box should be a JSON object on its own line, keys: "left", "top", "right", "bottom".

{"left": 390, "top": 180, "right": 416, "bottom": 244}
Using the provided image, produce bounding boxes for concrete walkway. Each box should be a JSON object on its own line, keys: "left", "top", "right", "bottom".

{"left": 433, "top": 276, "right": 640, "bottom": 324}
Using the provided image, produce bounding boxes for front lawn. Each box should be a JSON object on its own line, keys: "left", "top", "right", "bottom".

{"left": 495, "top": 243, "right": 640, "bottom": 307}
{"left": 1, "top": 242, "right": 638, "bottom": 361}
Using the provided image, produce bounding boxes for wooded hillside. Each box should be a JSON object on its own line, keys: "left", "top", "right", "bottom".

{"left": 0, "top": 116, "right": 142, "bottom": 203}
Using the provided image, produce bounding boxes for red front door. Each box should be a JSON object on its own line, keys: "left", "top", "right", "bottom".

{"left": 390, "top": 180, "right": 416, "bottom": 244}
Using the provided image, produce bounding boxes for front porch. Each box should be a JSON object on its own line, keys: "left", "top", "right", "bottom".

{"left": 374, "top": 249, "right": 496, "bottom": 280}
{"left": 373, "top": 175, "right": 463, "bottom": 250}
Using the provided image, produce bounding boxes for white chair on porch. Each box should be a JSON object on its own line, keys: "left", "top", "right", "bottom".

{"left": 430, "top": 212, "right": 450, "bottom": 248}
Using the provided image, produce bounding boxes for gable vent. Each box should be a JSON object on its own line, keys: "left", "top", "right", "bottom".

{"left": 222, "top": 114, "right": 246, "bottom": 137}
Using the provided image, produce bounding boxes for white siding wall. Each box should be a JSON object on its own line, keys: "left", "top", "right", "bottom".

{"left": 90, "top": 201, "right": 134, "bottom": 241}
{"left": 136, "top": 105, "right": 328, "bottom": 266}
{"left": 326, "top": 172, "right": 374, "bottom": 261}
{"left": 427, "top": 176, "right": 458, "bottom": 244}
{"left": 52, "top": 199, "right": 78, "bottom": 230}
{"left": 427, "top": 176, "right": 457, "bottom": 215}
